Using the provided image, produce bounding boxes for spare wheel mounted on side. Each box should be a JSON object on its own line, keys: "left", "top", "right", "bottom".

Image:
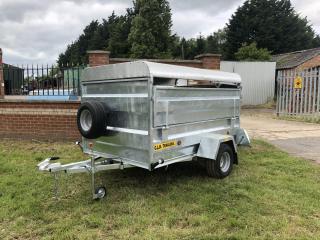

{"left": 77, "top": 101, "right": 108, "bottom": 139}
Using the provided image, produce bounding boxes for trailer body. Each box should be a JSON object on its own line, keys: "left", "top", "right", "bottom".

{"left": 80, "top": 61, "right": 248, "bottom": 169}
{"left": 38, "top": 61, "right": 250, "bottom": 199}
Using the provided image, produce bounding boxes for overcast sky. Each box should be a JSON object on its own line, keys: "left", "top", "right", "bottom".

{"left": 0, "top": 0, "right": 319, "bottom": 65}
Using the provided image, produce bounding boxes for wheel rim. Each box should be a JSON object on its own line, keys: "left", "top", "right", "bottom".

{"left": 220, "top": 152, "right": 231, "bottom": 173}
{"left": 80, "top": 109, "right": 92, "bottom": 131}
{"left": 97, "top": 188, "right": 106, "bottom": 198}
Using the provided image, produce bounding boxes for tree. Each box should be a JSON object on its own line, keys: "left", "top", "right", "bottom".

{"left": 128, "top": 0, "right": 173, "bottom": 58}
{"left": 312, "top": 35, "right": 320, "bottom": 47}
{"left": 108, "top": 10, "right": 135, "bottom": 58}
{"left": 57, "top": 1, "right": 227, "bottom": 63}
{"left": 206, "top": 28, "right": 227, "bottom": 55}
{"left": 77, "top": 20, "right": 100, "bottom": 63}
{"left": 180, "top": 38, "right": 197, "bottom": 59}
{"left": 195, "top": 34, "right": 206, "bottom": 55}
{"left": 225, "top": 0, "right": 320, "bottom": 59}
{"left": 58, "top": 0, "right": 174, "bottom": 62}
{"left": 168, "top": 34, "right": 183, "bottom": 58}
{"left": 235, "top": 42, "right": 271, "bottom": 61}
{"left": 88, "top": 27, "right": 107, "bottom": 51}
{"left": 58, "top": 20, "right": 100, "bottom": 65}
{"left": 169, "top": 29, "right": 227, "bottom": 60}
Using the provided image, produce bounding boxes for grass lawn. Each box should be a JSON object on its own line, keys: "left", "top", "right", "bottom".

{"left": 0, "top": 139, "right": 320, "bottom": 240}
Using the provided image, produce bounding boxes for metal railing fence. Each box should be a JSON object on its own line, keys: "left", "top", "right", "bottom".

{"left": 3, "top": 64, "right": 85, "bottom": 96}
{"left": 276, "top": 67, "right": 320, "bottom": 116}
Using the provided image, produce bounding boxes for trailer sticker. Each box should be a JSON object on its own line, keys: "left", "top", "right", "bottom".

{"left": 154, "top": 140, "right": 177, "bottom": 151}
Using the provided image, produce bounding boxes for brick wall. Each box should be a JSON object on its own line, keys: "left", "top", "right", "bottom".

{"left": 0, "top": 49, "right": 221, "bottom": 141}
{"left": 0, "top": 100, "right": 80, "bottom": 140}
{"left": 87, "top": 50, "right": 110, "bottom": 67}
{"left": 92, "top": 51, "right": 221, "bottom": 70}
{"left": 298, "top": 55, "right": 320, "bottom": 70}
{"left": 110, "top": 58, "right": 205, "bottom": 69}
{"left": 195, "top": 54, "right": 221, "bottom": 69}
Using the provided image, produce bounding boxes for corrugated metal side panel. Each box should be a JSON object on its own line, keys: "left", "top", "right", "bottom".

{"left": 221, "top": 61, "right": 276, "bottom": 105}
{"left": 153, "top": 87, "right": 240, "bottom": 127}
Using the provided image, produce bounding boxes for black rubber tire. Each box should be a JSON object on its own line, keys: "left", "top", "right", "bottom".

{"left": 77, "top": 101, "right": 108, "bottom": 139}
{"left": 206, "top": 143, "right": 234, "bottom": 178}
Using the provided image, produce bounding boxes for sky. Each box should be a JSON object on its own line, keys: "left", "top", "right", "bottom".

{"left": 0, "top": 0, "right": 319, "bottom": 65}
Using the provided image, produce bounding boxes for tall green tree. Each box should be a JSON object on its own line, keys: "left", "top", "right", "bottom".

{"left": 58, "top": 20, "right": 100, "bottom": 65}
{"left": 108, "top": 10, "right": 135, "bottom": 58}
{"left": 195, "top": 34, "right": 206, "bottom": 55}
{"left": 169, "top": 29, "right": 227, "bottom": 60}
{"left": 225, "top": 0, "right": 320, "bottom": 59}
{"left": 77, "top": 20, "right": 100, "bottom": 63}
{"left": 128, "top": 0, "right": 173, "bottom": 58}
{"left": 206, "top": 28, "right": 227, "bottom": 55}
{"left": 88, "top": 27, "right": 107, "bottom": 51}
{"left": 168, "top": 34, "right": 183, "bottom": 58}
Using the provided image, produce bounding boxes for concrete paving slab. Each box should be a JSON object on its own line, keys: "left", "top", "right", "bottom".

{"left": 271, "top": 137, "right": 320, "bottom": 164}
{"left": 241, "top": 109, "right": 320, "bottom": 163}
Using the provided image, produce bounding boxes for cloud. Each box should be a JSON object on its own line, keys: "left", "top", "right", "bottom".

{"left": 292, "top": 0, "right": 320, "bottom": 33}
{"left": 0, "top": 0, "right": 130, "bottom": 64}
{"left": 0, "top": 0, "right": 319, "bottom": 65}
{"left": 170, "top": 0, "right": 241, "bottom": 13}
{"left": 170, "top": 0, "right": 243, "bottom": 38}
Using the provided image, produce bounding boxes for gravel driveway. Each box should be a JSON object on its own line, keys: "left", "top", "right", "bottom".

{"left": 241, "top": 109, "right": 320, "bottom": 163}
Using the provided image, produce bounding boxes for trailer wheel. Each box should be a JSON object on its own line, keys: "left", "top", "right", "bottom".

{"left": 206, "top": 143, "right": 234, "bottom": 178}
{"left": 95, "top": 186, "right": 106, "bottom": 199}
{"left": 77, "top": 101, "right": 108, "bottom": 139}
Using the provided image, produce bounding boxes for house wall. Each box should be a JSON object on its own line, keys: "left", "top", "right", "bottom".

{"left": 275, "top": 54, "right": 320, "bottom": 107}
{"left": 276, "top": 55, "right": 320, "bottom": 73}
{"left": 298, "top": 55, "right": 320, "bottom": 70}
{"left": 276, "top": 67, "right": 320, "bottom": 115}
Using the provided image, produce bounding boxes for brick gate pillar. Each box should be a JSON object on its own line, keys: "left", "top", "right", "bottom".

{"left": 195, "top": 53, "right": 221, "bottom": 70}
{"left": 87, "top": 50, "right": 110, "bottom": 67}
{"left": 0, "top": 48, "right": 4, "bottom": 99}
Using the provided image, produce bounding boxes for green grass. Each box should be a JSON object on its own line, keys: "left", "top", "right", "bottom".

{"left": 0, "top": 140, "right": 320, "bottom": 239}
{"left": 277, "top": 115, "right": 320, "bottom": 124}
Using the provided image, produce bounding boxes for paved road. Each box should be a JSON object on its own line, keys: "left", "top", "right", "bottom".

{"left": 241, "top": 109, "right": 320, "bottom": 163}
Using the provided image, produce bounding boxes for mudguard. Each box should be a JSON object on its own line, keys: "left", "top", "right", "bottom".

{"left": 235, "top": 128, "right": 251, "bottom": 146}
{"left": 196, "top": 133, "right": 237, "bottom": 160}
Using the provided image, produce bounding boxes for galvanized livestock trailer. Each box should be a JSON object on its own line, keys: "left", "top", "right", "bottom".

{"left": 38, "top": 61, "right": 250, "bottom": 199}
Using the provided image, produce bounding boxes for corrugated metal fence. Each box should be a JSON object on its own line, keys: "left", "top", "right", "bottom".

{"left": 276, "top": 68, "right": 320, "bottom": 116}
{"left": 221, "top": 61, "right": 276, "bottom": 105}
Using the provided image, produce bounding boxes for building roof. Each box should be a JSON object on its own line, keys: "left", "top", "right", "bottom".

{"left": 82, "top": 61, "right": 241, "bottom": 85}
{"left": 272, "top": 47, "right": 320, "bottom": 70}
